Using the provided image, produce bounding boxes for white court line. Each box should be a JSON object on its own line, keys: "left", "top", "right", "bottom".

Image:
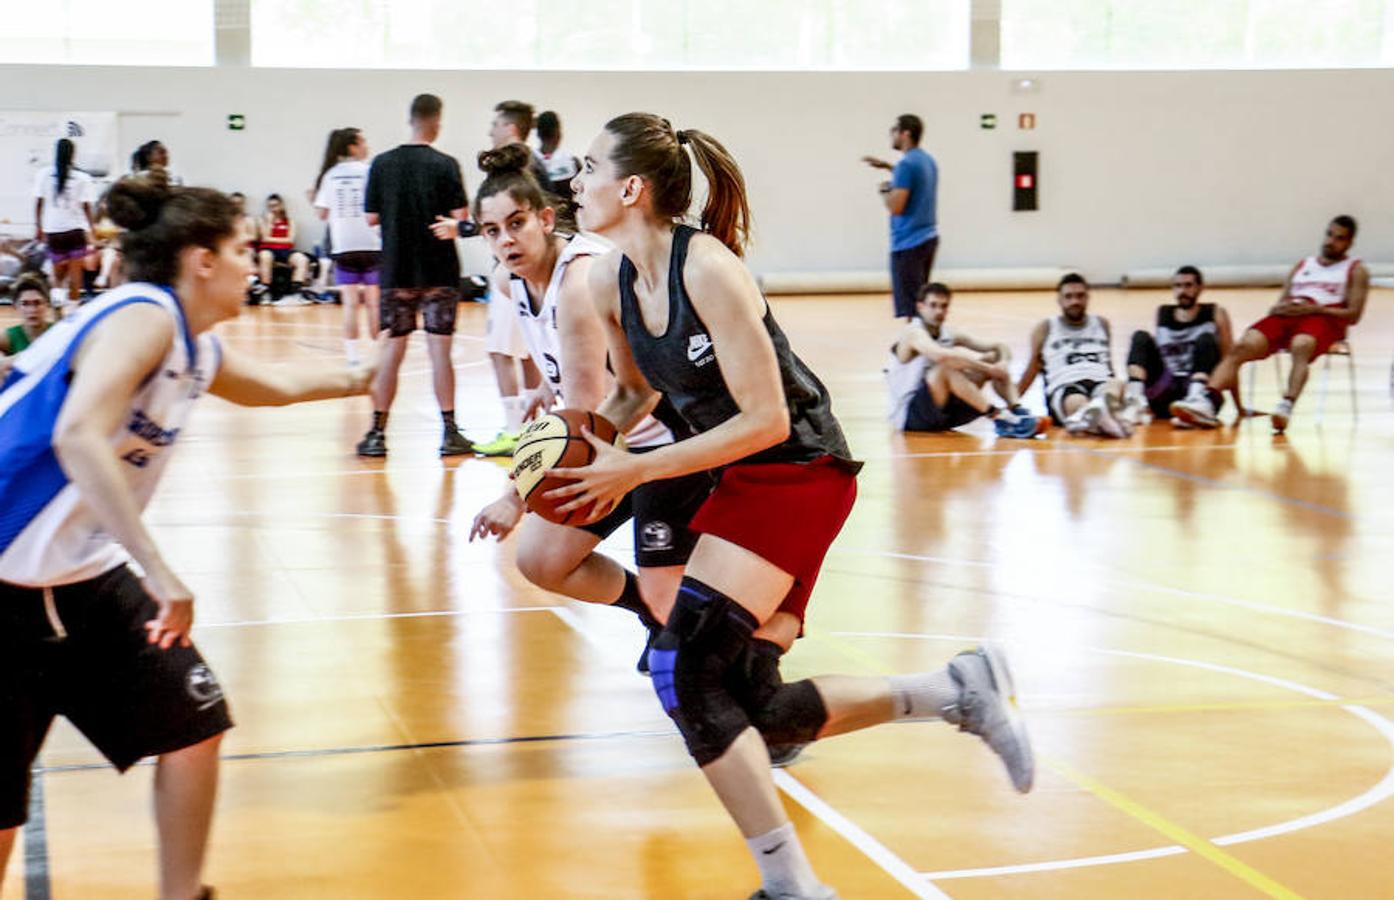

{"left": 828, "top": 631, "right": 1394, "bottom": 882}
{"left": 773, "top": 770, "right": 951, "bottom": 899}
{"left": 196, "top": 605, "right": 562, "bottom": 629}
{"left": 871, "top": 442, "right": 1246, "bottom": 460}
{"left": 547, "top": 606, "right": 948, "bottom": 896}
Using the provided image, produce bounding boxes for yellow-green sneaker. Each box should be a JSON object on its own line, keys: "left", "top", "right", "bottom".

{"left": 473, "top": 430, "right": 520, "bottom": 457}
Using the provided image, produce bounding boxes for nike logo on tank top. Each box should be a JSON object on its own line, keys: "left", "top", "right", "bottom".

{"left": 618, "top": 225, "right": 857, "bottom": 469}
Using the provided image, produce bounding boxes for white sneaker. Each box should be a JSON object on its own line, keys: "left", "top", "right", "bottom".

{"left": 1082, "top": 397, "right": 1130, "bottom": 438}
{"left": 1118, "top": 394, "right": 1152, "bottom": 427}
{"left": 1169, "top": 395, "right": 1219, "bottom": 428}
{"left": 1271, "top": 398, "right": 1294, "bottom": 434}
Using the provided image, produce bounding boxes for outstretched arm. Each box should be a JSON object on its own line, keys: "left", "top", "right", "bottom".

{"left": 209, "top": 341, "right": 375, "bottom": 406}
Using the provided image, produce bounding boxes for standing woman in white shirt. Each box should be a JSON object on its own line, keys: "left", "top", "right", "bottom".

{"left": 33, "top": 139, "right": 94, "bottom": 308}
{"left": 313, "top": 128, "right": 382, "bottom": 365}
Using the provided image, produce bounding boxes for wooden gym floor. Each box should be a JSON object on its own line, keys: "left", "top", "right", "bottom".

{"left": 2, "top": 286, "right": 1392, "bottom": 899}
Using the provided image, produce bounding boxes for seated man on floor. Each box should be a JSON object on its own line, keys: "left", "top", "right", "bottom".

{"left": 887, "top": 282, "right": 1043, "bottom": 438}
{"left": 1172, "top": 215, "right": 1369, "bottom": 433}
{"left": 1017, "top": 273, "right": 1134, "bottom": 438}
{"left": 1124, "top": 265, "right": 1236, "bottom": 428}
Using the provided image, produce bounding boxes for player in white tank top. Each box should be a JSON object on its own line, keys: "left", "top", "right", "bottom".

{"left": 1173, "top": 215, "right": 1370, "bottom": 432}
{"left": 884, "top": 283, "right": 1040, "bottom": 436}
{"left": 466, "top": 147, "right": 720, "bottom": 677}
{"left": 1017, "top": 274, "right": 1133, "bottom": 437}
{"left": 0, "top": 176, "right": 375, "bottom": 897}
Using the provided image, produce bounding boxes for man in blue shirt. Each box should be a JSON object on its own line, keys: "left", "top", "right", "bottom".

{"left": 863, "top": 114, "right": 939, "bottom": 320}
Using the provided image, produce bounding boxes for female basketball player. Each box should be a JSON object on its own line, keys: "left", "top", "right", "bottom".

{"left": 552, "top": 114, "right": 1034, "bottom": 899}
{"left": 464, "top": 143, "right": 708, "bottom": 668}
{"left": 0, "top": 173, "right": 375, "bottom": 900}
{"left": 313, "top": 128, "right": 382, "bottom": 365}
{"left": 34, "top": 138, "right": 94, "bottom": 307}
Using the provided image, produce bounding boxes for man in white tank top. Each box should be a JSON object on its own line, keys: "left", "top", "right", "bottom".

{"left": 1017, "top": 274, "right": 1133, "bottom": 437}
{"left": 885, "top": 282, "right": 1043, "bottom": 437}
{"left": 1173, "top": 216, "right": 1369, "bottom": 433}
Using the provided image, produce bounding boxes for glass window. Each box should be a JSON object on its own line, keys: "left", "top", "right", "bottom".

{"left": 0, "top": 0, "right": 214, "bottom": 66}
{"left": 251, "top": 0, "right": 970, "bottom": 70}
{"left": 1002, "top": 0, "right": 1394, "bottom": 70}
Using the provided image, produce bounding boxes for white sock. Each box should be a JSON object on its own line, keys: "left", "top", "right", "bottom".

{"left": 502, "top": 395, "right": 525, "bottom": 432}
{"left": 1185, "top": 380, "right": 1208, "bottom": 400}
{"left": 1126, "top": 380, "right": 1146, "bottom": 403}
{"left": 747, "top": 823, "right": 826, "bottom": 897}
{"left": 344, "top": 339, "right": 361, "bottom": 365}
{"left": 889, "top": 669, "right": 959, "bottom": 721}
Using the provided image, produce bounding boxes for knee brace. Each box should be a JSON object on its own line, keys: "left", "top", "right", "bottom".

{"left": 736, "top": 639, "right": 829, "bottom": 746}
{"left": 649, "top": 577, "right": 757, "bottom": 766}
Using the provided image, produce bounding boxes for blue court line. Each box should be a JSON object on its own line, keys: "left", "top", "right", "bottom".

{"left": 1082, "top": 446, "right": 1354, "bottom": 520}
{"left": 24, "top": 769, "right": 50, "bottom": 900}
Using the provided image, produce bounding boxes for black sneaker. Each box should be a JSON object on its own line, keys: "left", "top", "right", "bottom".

{"left": 767, "top": 743, "right": 806, "bottom": 768}
{"left": 439, "top": 428, "right": 474, "bottom": 456}
{"left": 636, "top": 626, "right": 659, "bottom": 675}
{"left": 356, "top": 428, "right": 387, "bottom": 458}
{"left": 197, "top": 888, "right": 215, "bottom": 900}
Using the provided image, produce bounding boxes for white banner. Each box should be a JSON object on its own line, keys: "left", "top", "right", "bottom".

{"left": 0, "top": 111, "right": 118, "bottom": 236}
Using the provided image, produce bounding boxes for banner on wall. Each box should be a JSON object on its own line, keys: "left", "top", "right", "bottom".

{"left": 0, "top": 111, "right": 118, "bottom": 235}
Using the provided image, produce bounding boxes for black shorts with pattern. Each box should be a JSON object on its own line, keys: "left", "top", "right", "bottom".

{"left": 381, "top": 286, "right": 460, "bottom": 337}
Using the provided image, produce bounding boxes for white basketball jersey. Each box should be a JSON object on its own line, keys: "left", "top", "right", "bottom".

{"left": 510, "top": 236, "right": 672, "bottom": 448}
{"left": 1042, "top": 314, "right": 1112, "bottom": 392}
{"left": 1289, "top": 255, "right": 1359, "bottom": 307}
{"left": 0, "top": 284, "right": 221, "bottom": 586}
{"left": 885, "top": 320, "right": 954, "bottom": 427}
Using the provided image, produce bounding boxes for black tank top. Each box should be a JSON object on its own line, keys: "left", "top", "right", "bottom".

{"left": 1156, "top": 303, "right": 1218, "bottom": 378}
{"left": 619, "top": 226, "right": 857, "bottom": 469}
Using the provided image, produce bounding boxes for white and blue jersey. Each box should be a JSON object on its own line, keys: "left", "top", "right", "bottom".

{"left": 0, "top": 283, "right": 220, "bottom": 587}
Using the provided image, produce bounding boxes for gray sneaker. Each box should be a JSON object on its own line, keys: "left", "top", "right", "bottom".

{"left": 945, "top": 646, "right": 1035, "bottom": 793}
{"left": 749, "top": 887, "right": 837, "bottom": 900}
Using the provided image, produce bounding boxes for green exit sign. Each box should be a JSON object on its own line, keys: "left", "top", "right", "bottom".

{"left": 227, "top": 114, "right": 245, "bottom": 131}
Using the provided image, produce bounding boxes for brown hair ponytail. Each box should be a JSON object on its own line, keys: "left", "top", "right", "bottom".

{"left": 604, "top": 113, "right": 752, "bottom": 257}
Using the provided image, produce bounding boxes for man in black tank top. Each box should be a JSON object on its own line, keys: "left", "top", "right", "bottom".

{"left": 1124, "top": 266, "right": 1235, "bottom": 426}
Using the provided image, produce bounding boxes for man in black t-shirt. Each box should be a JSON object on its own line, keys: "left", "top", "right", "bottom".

{"left": 357, "top": 93, "right": 473, "bottom": 458}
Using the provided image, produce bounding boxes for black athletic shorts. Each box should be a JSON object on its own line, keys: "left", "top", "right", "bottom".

{"left": 580, "top": 451, "right": 715, "bottom": 568}
{"left": 381, "top": 286, "right": 459, "bottom": 337}
{"left": 0, "top": 567, "right": 234, "bottom": 828}
{"left": 1047, "top": 380, "right": 1105, "bottom": 426}
{"left": 903, "top": 381, "right": 982, "bottom": 432}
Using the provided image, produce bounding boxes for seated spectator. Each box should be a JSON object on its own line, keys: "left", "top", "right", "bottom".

{"left": 1017, "top": 273, "right": 1133, "bottom": 438}
{"left": 1173, "top": 215, "right": 1368, "bottom": 433}
{"left": 257, "top": 193, "right": 314, "bottom": 301}
{"left": 0, "top": 272, "right": 55, "bottom": 357}
{"left": 1124, "top": 265, "right": 1235, "bottom": 428}
{"left": 887, "top": 282, "right": 1042, "bottom": 438}
{"left": 535, "top": 110, "right": 580, "bottom": 200}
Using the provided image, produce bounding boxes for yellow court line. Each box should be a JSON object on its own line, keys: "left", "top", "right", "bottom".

{"left": 805, "top": 630, "right": 1307, "bottom": 898}
{"left": 1045, "top": 758, "right": 1305, "bottom": 900}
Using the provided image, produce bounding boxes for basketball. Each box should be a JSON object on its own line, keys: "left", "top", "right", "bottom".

{"left": 511, "top": 408, "right": 625, "bottom": 524}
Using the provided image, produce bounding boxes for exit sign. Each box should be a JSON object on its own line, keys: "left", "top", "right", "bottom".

{"left": 227, "top": 114, "right": 245, "bottom": 131}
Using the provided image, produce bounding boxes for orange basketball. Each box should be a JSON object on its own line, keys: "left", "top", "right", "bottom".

{"left": 511, "top": 408, "right": 625, "bottom": 525}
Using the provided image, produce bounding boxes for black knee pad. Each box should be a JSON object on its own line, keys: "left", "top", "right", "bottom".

{"left": 649, "top": 578, "right": 757, "bottom": 766}
{"left": 733, "top": 639, "right": 829, "bottom": 745}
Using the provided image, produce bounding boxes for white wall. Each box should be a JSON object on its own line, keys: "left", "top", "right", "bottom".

{"left": 1, "top": 64, "right": 1388, "bottom": 280}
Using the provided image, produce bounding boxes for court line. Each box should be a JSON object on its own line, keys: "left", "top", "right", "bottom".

{"left": 873, "top": 441, "right": 1245, "bottom": 460}
{"left": 23, "top": 770, "right": 50, "bottom": 900}
{"left": 35, "top": 728, "right": 675, "bottom": 777}
{"left": 772, "top": 770, "right": 950, "bottom": 899}
{"left": 195, "top": 605, "right": 562, "bottom": 630}
{"left": 826, "top": 632, "right": 1394, "bottom": 885}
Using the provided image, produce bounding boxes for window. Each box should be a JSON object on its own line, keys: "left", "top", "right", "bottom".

{"left": 0, "top": 0, "right": 214, "bottom": 66}
{"left": 250, "top": 0, "right": 970, "bottom": 70}
{"left": 1002, "top": 0, "right": 1394, "bottom": 70}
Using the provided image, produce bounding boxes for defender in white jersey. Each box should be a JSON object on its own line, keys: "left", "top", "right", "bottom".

{"left": 886, "top": 282, "right": 1042, "bottom": 437}
{"left": 1017, "top": 273, "right": 1132, "bottom": 437}
{"left": 1174, "top": 216, "right": 1369, "bottom": 433}
{"left": 463, "top": 144, "right": 714, "bottom": 673}
{"left": 0, "top": 174, "right": 374, "bottom": 900}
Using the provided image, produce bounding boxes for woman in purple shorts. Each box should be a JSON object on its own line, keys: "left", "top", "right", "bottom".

{"left": 314, "top": 128, "right": 382, "bottom": 365}
{"left": 33, "top": 139, "right": 94, "bottom": 308}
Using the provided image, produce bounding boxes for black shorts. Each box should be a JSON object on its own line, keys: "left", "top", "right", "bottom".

{"left": 261, "top": 246, "right": 297, "bottom": 264}
{"left": 381, "top": 286, "right": 459, "bottom": 337}
{"left": 333, "top": 250, "right": 382, "bottom": 274}
{"left": 889, "top": 237, "right": 938, "bottom": 319}
{"left": 579, "top": 458, "right": 714, "bottom": 568}
{"left": 903, "top": 382, "right": 982, "bottom": 432}
{"left": 0, "top": 567, "right": 233, "bottom": 828}
{"left": 1047, "top": 380, "right": 1105, "bottom": 426}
